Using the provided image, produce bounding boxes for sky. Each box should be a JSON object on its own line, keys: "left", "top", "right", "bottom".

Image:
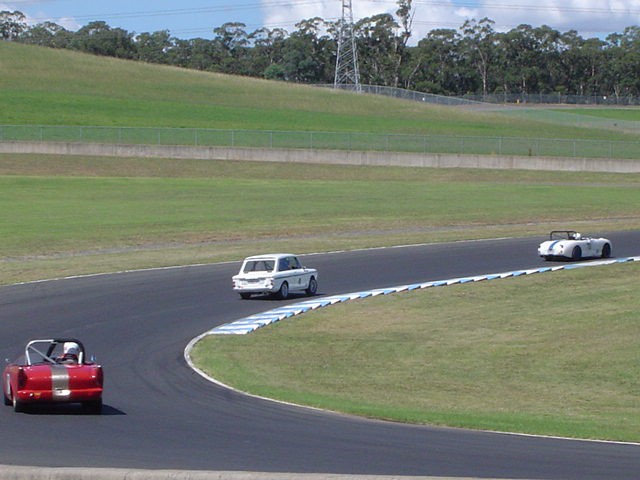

{"left": 2, "top": 0, "right": 640, "bottom": 43}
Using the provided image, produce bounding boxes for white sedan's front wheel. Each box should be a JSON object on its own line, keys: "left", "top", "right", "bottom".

{"left": 306, "top": 277, "right": 318, "bottom": 296}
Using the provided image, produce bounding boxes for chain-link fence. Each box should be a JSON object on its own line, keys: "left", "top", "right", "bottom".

{"left": 326, "top": 84, "right": 481, "bottom": 106}
{"left": 463, "top": 93, "right": 640, "bottom": 106}
{"left": 323, "top": 84, "right": 640, "bottom": 106}
{"left": 320, "top": 85, "right": 640, "bottom": 134}
{"left": 2, "top": 125, "right": 639, "bottom": 160}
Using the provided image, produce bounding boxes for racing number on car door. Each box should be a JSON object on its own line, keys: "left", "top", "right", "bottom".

{"left": 286, "top": 256, "right": 303, "bottom": 286}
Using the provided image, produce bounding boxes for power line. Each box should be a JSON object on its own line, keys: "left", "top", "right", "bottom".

{"left": 372, "top": 0, "right": 640, "bottom": 15}
{"left": 12, "top": 0, "right": 639, "bottom": 39}
{"left": 25, "top": 0, "right": 326, "bottom": 23}
{"left": 22, "top": 0, "right": 640, "bottom": 25}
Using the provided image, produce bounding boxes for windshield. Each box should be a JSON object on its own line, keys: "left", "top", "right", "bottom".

{"left": 25, "top": 340, "right": 83, "bottom": 365}
{"left": 551, "top": 231, "right": 576, "bottom": 240}
{"left": 242, "top": 259, "right": 275, "bottom": 273}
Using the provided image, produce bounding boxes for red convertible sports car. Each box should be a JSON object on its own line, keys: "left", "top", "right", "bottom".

{"left": 3, "top": 338, "right": 103, "bottom": 413}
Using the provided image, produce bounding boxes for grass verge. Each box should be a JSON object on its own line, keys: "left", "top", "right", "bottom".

{"left": 192, "top": 262, "right": 640, "bottom": 443}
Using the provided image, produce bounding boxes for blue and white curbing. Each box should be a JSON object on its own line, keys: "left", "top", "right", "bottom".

{"left": 208, "top": 256, "right": 640, "bottom": 335}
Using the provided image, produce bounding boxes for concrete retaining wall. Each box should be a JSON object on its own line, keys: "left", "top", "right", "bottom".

{"left": 1, "top": 141, "right": 639, "bottom": 173}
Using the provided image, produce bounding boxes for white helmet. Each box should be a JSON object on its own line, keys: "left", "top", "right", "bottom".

{"left": 63, "top": 342, "right": 79, "bottom": 356}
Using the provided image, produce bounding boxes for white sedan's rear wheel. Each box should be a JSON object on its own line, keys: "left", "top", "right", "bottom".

{"left": 277, "top": 281, "right": 289, "bottom": 299}
{"left": 601, "top": 243, "right": 611, "bottom": 258}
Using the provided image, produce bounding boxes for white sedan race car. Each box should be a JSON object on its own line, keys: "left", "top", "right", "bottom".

{"left": 538, "top": 231, "right": 612, "bottom": 261}
{"left": 232, "top": 253, "right": 318, "bottom": 299}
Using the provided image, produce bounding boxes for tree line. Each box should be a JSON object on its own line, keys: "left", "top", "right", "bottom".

{"left": 2, "top": 4, "right": 640, "bottom": 100}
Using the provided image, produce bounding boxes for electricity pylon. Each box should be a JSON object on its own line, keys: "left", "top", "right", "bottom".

{"left": 333, "top": 0, "right": 361, "bottom": 92}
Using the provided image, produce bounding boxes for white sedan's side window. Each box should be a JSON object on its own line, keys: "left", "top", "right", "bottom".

{"left": 278, "top": 258, "right": 289, "bottom": 271}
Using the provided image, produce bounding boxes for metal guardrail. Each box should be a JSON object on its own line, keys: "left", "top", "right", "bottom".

{"left": 1, "top": 125, "right": 639, "bottom": 160}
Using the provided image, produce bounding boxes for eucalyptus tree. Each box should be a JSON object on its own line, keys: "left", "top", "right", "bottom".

{"left": 70, "top": 21, "right": 136, "bottom": 59}
{"left": 605, "top": 27, "right": 640, "bottom": 98}
{"left": 0, "top": 10, "right": 27, "bottom": 41}
{"left": 248, "top": 27, "right": 288, "bottom": 78}
{"left": 281, "top": 17, "right": 333, "bottom": 83}
{"left": 559, "top": 33, "right": 606, "bottom": 95}
{"left": 165, "top": 38, "right": 191, "bottom": 68}
{"left": 186, "top": 37, "right": 220, "bottom": 71}
{"left": 18, "top": 21, "right": 72, "bottom": 49}
{"left": 412, "top": 28, "right": 462, "bottom": 94}
{"left": 580, "top": 37, "right": 607, "bottom": 95}
{"left": 494, "top": 24, "right": 562, "bottom": 95}
{"left": 459, "top": 17, "right": 496, "bottom": 96}
{"left": 355, "top": 13, "right": 400, "bottom": 86}
{"left": 135, "top": 30, "right": 172, "bottom": 64}
{"left": 392, "top": 0, "right": 415, "bottom": 88}
{"left": 212, "top": 22, "right": 250, "bottom": 75}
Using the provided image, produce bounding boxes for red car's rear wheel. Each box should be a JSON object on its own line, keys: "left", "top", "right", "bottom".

{"left": 12, "top": 394, "right": 24, "bottom": 413}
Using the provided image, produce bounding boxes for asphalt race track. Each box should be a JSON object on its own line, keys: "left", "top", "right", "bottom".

{"left": 1, "top": 232, "right": 639, "bottom": 479}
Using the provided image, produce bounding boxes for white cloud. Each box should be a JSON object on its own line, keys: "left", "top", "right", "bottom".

{"left": 261, "top": 0, "right": 640, "bottom": 42}
{"left": 2, "top": 2, "right": 80, "bottom": 30}
{"left": 477, "top": 0, "right": 640, "bottom": 35}
{"left": 53, "top": 15, "right": 80, "bottom": 31}
{"left": 261, "top": 0, "right": 470, "bottom": 43}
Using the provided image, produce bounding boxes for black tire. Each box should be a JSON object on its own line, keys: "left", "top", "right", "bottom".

{"left": 277, "top": 281, "right": 289, "bottom": 300}
{"left": 239, "top": 293, "right": 252, "bottom": 299}
{"left": 601, "top": 243, "right": 611, "bottom": 258}
{"left": 305, "top": 277, "right": 318, "bottom": 296}
{"left": 12, "top": 394, "right": 24, "bottom": 413}
{"left": 571, "top": 246, "right": 582, "bottom": 261}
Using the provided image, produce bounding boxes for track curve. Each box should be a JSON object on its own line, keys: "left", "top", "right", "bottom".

{"left": 1, "top": 232, "right": 639, "bottom": 479}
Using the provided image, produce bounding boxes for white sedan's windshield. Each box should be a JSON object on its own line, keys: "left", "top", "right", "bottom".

{"left": 242, "top": 260, "right": 275, "bottom": 273}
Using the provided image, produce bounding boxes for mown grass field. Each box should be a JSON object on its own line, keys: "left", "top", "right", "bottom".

{"left": 1, "top": 42, "right": 639, "bottom": 442}
{"left": 192, "top": 262, "right": 640, "bottom": 443}
{"left": 2, "top": 154, "right": 639, "bottom": 285}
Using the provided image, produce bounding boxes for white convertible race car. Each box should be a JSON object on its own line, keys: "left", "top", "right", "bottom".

{"left": 232, "top": 253, "right": 318, "bottom": 299}
{"left": 538, "top": 231, "right": 612, "bottom": 261}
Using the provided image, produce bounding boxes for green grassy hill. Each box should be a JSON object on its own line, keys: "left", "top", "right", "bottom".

{"left": 1, "top": 41, "right": 637, "bottom": 141}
